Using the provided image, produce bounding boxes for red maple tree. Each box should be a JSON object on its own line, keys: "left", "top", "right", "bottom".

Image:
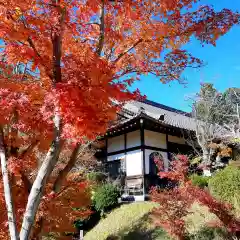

{"left": 151, "top": 155, "right": 240, "bottom": 240}
{"left": 0, "top": 0, "right": 239, "bottom": 239}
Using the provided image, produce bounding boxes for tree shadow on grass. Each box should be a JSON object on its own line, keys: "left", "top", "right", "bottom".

{"left": 106, "top": 214, "right": 171, "bottom": 240}
{"left": 106, "top": 228, "right": 169, "bottom": 240}
{"left": 121, "top": 229, "right": 154, "bottom": 240}
{"left": 122, "top": 227, "right": 171, "bottom": 240}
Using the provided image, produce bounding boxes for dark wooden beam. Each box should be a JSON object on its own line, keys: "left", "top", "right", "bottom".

{"left": 105, "top": 138, "right": 108, "bottom": 162}
{"left": 140, "top": 118, "right": 146, "bottom": 195}
{"left": 166, "top": 134, "right": 171, "bottom": 160}
{"left": 144, "top": 146, "right": 168, "bottom": 152}
{"left": 106, "top": 126, "right": 139, "bottom": 139}
{"left": 107, "top": 144, "right": 169, "bottom": 157}
{"left": 124, "top": 132, "right": 127, "bottom": 172}
{"left": 140, "top": 119, "right": 145, "bottom": 173}
{"left": 126, "top": 174, "right": 144, "bottom": 180}
{"left": 124, "top": 132, "right": 127, "bottom": 152}
{"left": 140, "top": 120, "right": 144, "bottom": 148}
{"left": 107, "top": 146, "right": 141, "bottom": 156}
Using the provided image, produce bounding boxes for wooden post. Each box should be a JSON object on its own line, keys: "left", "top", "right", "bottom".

{"left": 140, "top": 118, "right": 145, "bottom": 197}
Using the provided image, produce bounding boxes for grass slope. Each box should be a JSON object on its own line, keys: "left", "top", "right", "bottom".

{"left": 85, "top": 201, "right": 219, "bottom": 240}
{"left": 84, "top": 202, "right": 167, "bottom": 240}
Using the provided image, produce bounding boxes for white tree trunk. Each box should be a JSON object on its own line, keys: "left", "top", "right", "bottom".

{"left": 19, "top": 113, "right": 61, "bottom": 240}
{"left": 202, "top": 149, "right": 211, "bottom": 166}
{"left": 0, "top": 129, "right": 19, "bottom": 240}
{"left": 202, "top": 148, "right": 212, "bottom": 176}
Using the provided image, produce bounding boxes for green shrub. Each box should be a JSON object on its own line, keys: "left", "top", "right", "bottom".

{"left": 189, "top": 174, "right": 210, "bottom": 188}
{"left": 208, "top": 166, "right": 240, "bottom": 207}
{"left": 92, "top": 183, "right": 120, "bottom": 215}
{"left": 87, "top": 171, "right": 106, "bottom": 184}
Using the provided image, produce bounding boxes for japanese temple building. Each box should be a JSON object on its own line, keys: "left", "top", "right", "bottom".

{"left": 97, "top": 99, "right": 198, "bottom": 200}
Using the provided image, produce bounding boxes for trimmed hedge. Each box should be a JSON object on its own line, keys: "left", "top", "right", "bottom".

{"left": 208, "top": 166, "right": 240, "bottom": 207}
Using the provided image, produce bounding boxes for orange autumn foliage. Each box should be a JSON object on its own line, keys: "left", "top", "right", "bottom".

{"left": 0, "top": 0, "right": 239, "bottom": 239}
{"left": 0, "top": 1, "right": 239, "bottom": 141}
{"left": 0, "top": 148, "right": 92, "bottom": 239}
{"left": 35, "top": 178, "right": 92, "bottom": 235}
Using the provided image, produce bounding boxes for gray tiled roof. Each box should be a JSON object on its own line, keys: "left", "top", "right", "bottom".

{"left": 121, "top": 100, "right": 196, "bottom": 131}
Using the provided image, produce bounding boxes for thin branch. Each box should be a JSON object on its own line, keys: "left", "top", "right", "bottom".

{"left": 96, "top": 0, "right": 105, "bottom": 56}
{"left": 14, "top": 140, "right": 39, "bottom": 194}
{"left": 18, "top": 140, "right": 39, "bottom": 159}
{"left": 106, "top": 45, "right": 115, "bottom": 60}
{"left": 85, "top": 22, "right": 100, "bottom": 27}
{"left": 27, "top": 35, "right": 53, "bottom": 80}
{"left": 40, "top": 1, "right": 57, "bottom": 7}
{"left": 19, "top": 63, "right": 27, "bottom": 81}
{"left": 75, "top": 37, "right": 98, "bottom": 44}
{"left": 51, "top": 6, "right": 66, "bottom": 84}
{"left": 114, "top": 39, "right": 143, "bottom": 63}
{"left": 11, "top": 6, "right": 53, "bottom": 80}
{"left": 9, "top": 108, "right": 19, "bottom": 157}
{"left": 182, "top": 130, "right": 201, "bottom": 156}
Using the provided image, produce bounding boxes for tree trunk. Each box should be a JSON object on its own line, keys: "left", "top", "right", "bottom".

{"left": 202, "top": 149, "right": 211, "bottom": 165}
{"left": 0, "top": 128, "right": 19, "bottom": 240}
{"left": 19, "top": 113, "right": 61, "bottom": 240}
{"left": 53, "top": 143, "right": 80, "bottom": 193}
{"left": 202, "top": 148, "right": 212, "bottom": 176}
{"left": 19, "top": 3, "right": 65, "bottom": 238}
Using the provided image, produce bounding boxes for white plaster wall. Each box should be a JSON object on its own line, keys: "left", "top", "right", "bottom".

{"left": 107, "top": 152, "right": 125, "bottom": 162}
{"left": 168, "top": 135, "right": 185, "bottom": 144}
{"left": 126, "top": 150, "right": 143, "bottom": 176}
{"left": 144, "top": 130, "right": 167, "bottom": 149}
{"left": 107, "top": 135, "right": 124, "bottom": 153}
{"left": 127, "top": 130, "right": 141, "bottom": 148}
{"left": 145, "top": 150, "right": 168, "bottom": 174}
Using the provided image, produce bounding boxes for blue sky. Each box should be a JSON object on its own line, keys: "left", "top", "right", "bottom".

{"left": 131, "top": 0, "right": 240, "bottom": 112}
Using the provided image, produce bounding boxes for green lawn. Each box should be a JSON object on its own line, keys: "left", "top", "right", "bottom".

{"left": 84, "top": 202, "right": 218, "bottom": 240}
{"left": 84, "top": 202, "right": 167, "bottom": 240}
{"left": 42, "top": 201, "right": 224, "bottom": 240}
